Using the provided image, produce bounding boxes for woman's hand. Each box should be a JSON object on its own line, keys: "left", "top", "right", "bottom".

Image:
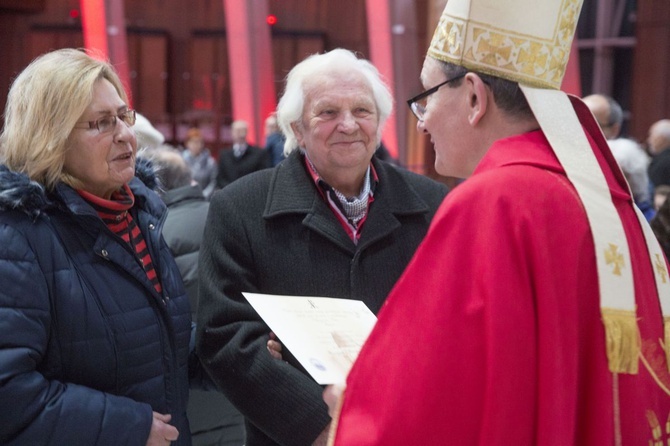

{"left": 146, "top": 412, "right": 179, "bottom": 446}
{"left": 267, "top": 331, "right": 283, "bottom": 360}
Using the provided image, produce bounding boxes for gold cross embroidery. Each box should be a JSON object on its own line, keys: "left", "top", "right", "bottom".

{"left": 605, "top": 243, "right": 624, "bottom": 276}
{"left": 655, "top": 254, "right": 668, "bottom": 284}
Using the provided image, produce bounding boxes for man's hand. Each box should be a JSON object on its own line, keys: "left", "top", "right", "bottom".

{"left": 323, "top": 384, "right": 345, "bottom": 418}
{"left": 267, "top": 331, "right": 283, "bottom": 360}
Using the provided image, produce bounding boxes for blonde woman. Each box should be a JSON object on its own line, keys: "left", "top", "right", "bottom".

{"left": 0, "top": 49, "right": 192, "bottom": 446}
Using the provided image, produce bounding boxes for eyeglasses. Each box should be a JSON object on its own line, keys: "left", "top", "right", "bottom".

{"left": 406, "top": 74, "right": 466, "bottom": 121}
{"left": 73, "top": 109, "right": 136, "bottom": 134}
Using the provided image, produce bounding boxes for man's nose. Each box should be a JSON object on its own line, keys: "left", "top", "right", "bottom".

{"left": 338, "top": 112, "right": 358, "bottom": 132}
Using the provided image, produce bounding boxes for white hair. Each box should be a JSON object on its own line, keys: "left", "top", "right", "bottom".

{"left": 276, "top": 48, "right": 394, "bottom": 156}
{"left": 609, "top": 138, "right": 651, "bottom": 203}
{"left": 134, "top": 113, "right": 165, "bottom": 150}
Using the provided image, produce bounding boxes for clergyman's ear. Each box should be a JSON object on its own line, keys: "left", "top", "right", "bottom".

{"left": 466, "top": 73, "right": 489, "bottom": 127}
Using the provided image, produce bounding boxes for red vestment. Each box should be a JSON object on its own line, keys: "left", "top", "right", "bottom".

{"left": 332, "top": 109, "right": 670, "bottom": 444}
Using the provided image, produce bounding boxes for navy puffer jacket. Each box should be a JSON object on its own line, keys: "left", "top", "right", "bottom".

{"left": 0, "top": 160, "right": 193, "bottom": 445}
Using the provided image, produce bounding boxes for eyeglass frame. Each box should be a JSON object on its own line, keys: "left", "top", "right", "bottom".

{"left": 406, "top": 73, "right": 466, "bottom": 121}
{"left": 73, "top": 109, "right": 137, "bottom": 134}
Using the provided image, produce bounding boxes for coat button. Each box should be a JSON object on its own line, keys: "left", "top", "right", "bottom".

{"left": 101, "top": 249, "right": 109, "bottom": 258}
{"left": 149, "top": 224, "right": 155, "bottom": 230}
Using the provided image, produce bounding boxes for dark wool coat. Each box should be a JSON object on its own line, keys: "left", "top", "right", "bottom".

{"left": 216, "top": 144, "right": 271, "bottom": 189}
{"left": 196, "top": 152, "right": 449, "bottom": 446}
{"left": 160, "top": 184, "right": 246, "bottom": 445}
{"left": 0, "top": 160, "right": 193, "bottom": 445}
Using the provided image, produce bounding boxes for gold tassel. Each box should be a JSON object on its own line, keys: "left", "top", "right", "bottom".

{"left": 602, "top": 308, "right": 641, "bottom": 374}
{"left": 664, "top": 317, "right": 670, "bottom": 373}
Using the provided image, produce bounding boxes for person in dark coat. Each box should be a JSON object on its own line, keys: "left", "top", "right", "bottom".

{"left": 0, "top": 48, "right": 192, "bottom": 446}
{"left": 196, "top": 48, "right": 448, "bottom": 446}
{"left": 264, "top": 113, "right": 286, "bottom": 167}
{"left": 647, "top": 119, "right": 670, "bottom": 188}
{"left": 141, "top": 147, "right": 246, "bottom": 445}
{"left": 216, "top": 120, "right": 271, "bottom": 188}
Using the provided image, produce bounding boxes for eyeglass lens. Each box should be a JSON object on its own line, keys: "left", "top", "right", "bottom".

{"left": 96, "top": 110, "right": 136, "bottom": 133}
{"left": 411, "top": 102, "right": 427, "bottom": 120}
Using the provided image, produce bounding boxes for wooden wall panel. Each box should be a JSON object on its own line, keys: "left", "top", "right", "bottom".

{"left": 184, "top": 35, "right": 231, "bottom": 151}
{"left": 271, "top": 33, "right": 325, "bottom": 85}
{"left": 268, "top": 0, "right": 367, "bottom": 55}
{"left": 28, "top": 27, "right": 83, "bottom": 57}
{"left": 127, "top": 32, "right": 168, "bottom": 120}
{"left": 630, "top": 0, "right": 670, "bottom": 141}
{"left": 0, "top": 0, "right": 46, "bottom": 13}
{"left": 189, "top": 35, "right": 230, "bottom": 116}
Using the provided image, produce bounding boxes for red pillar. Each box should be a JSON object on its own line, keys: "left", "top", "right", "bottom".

{"left": 561, "top": 40, "right": 582, "bottom": 97}
{"left": 80, "top": 0, "right": 132, "bottom": 106}
{"left": 223, "top": 0, "right": 276, "bottom": 146}
{"left": 365, "top": 0, "right": 398, "bottom": 159}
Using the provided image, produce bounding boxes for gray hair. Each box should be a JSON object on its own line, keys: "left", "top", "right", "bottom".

{"left": 276, "top": 48, "right": 393, "bottom": 155}
{"left": 139, "top": 146, "right": 193, "bottom": 194}
{"left": 609, "top": 138, "right": 651, "bottom": 203}
{"left": 606, "top": 96, "right": 623, "bottom": 128}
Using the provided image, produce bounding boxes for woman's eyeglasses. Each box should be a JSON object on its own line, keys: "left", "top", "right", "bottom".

{"left": 74, "top": 109, "right": 137, "bottom": 134}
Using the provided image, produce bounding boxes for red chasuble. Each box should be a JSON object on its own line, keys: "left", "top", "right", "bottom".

{"left": 332, "top": 120, "right": 670, "bottom": 444}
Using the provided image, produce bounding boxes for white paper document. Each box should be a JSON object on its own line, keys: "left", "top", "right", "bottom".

{"left": 243, "top": 292, "right": 377, "bottom": 385}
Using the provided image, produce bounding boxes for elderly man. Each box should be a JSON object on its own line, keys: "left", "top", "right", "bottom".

{"left": 583, "top": 93, "right": 624, "bottom": 140}
{"left": 196, "top": 49, "right": 448, "bottom": 446}
{"left": 216, "top": 120, "right": 270, "bottom": 188}
{"left": 583, "top": 94, "right": 655, "bottom": 220}
{"left": 648, "top": 119, "right": 670, "bottom": 188}
{"left": 327, "top": 0, "right": 670, "bottom": 444}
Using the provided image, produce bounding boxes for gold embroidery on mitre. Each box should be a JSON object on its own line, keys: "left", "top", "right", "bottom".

{"left": 655, "top": 254, "right": 668, "bottom": 284}
{"left": 427, "top": 0, "right": 583, "bottom": 89}
{"left": 605, "top": 243, "right": 625, "bottom": 276}
{"left": 602, "top": 308, "right": 640, "bottom": 374}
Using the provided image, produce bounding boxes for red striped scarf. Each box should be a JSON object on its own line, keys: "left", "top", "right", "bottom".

{"left": 78, "top": 185, "right": 163, "bottom": 294}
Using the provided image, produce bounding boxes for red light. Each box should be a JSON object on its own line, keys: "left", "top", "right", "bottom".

{"left": 266, "top": 15, "right": 277, "bottom": 26}
{"left": 69, "top": 9, "right": 80, "bottom": 19}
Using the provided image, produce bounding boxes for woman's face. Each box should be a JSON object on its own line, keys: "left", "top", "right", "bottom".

{"left": 292, "top": 70, "right": 380, "bottom": 193}
{"left": 186, "top": 136, "right": 205, "bottom": 155}
{"left": 64, "top": 78, "right": 137, "bottom": 199}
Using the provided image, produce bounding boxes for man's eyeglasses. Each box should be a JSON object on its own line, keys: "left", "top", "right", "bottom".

{"left": 406, "top": 74, "right": 466, "bottom": 121}
{"left": 74, "top": 109, "right": 136, "bottom": 134}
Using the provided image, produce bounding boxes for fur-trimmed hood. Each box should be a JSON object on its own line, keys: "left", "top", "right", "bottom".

{"left": 0, "top": 157, "right": 158, "bottom": 219}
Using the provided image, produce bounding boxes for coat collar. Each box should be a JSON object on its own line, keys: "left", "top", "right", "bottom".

{"left": 263, "top": 151, "right": 433, "bottom": 252}
{"left": 162, "top": 184, "right": 206, "bottom": 207}
{"left": 0, "top": 157, "right": 161, "bottom": 219}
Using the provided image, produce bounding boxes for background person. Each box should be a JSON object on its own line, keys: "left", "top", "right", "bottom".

{"left": 182, "top": 127, "right": 218, "bottom": 199}
{"left": 196, "top": 48, "right": 448, "bottom": 446}
{"left": 582, "top": 93, "right": 624, "bottom": 140}
{"left": 584, "top": 94, "right": 655, "bottom": 220}
{"left": 134, "top": 112, "right": 166, "bottom": 150}
{"left": 0, "top": 48, "right": 191, "bottom": 445}
{"left": 608, "top": 138, "right": 655, "bottom": 220}
{"left": 141, "top": 147, "right": 246, "bottom": 446}
{"left": 647, "top": 119, "right": 670, "bottom": 189}
{"left": 327, "top": 0, "right": 670, "bottom": 444}
{"left": 264, "top": 113, "right": 286, "bottom": 167}
{"left": 216, "top": 120, "right": 270, "bottom": 188}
